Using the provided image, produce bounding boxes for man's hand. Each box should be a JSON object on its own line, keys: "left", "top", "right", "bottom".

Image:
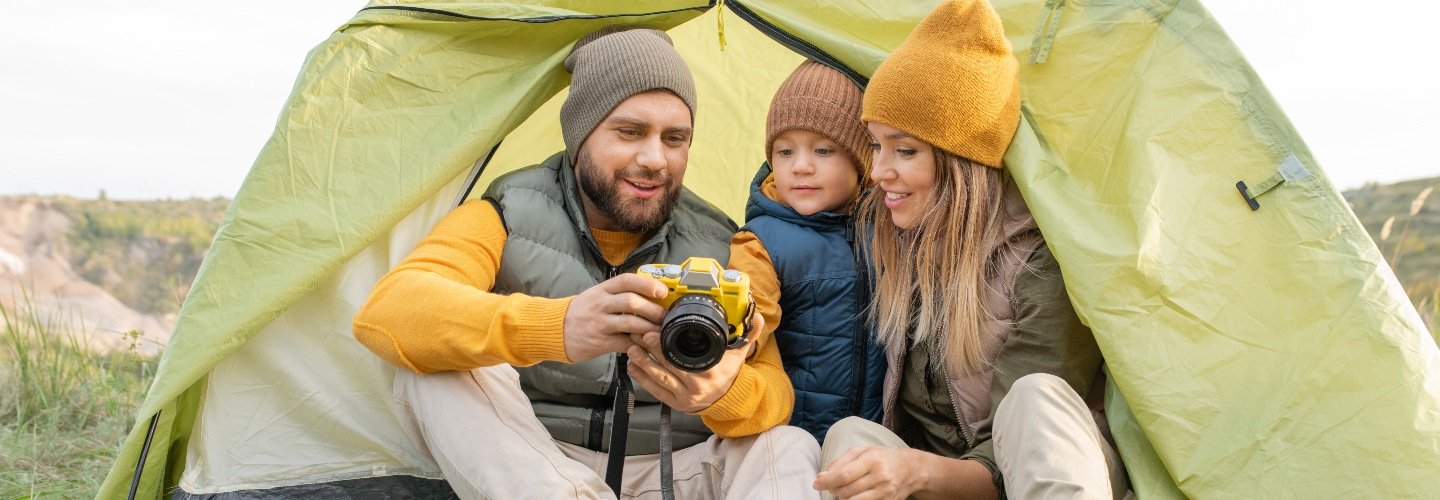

{"left": 814, "top": 447, "right": 929, "bottom": 500}
{"left": 562, "top": 274, "right": 668, "bottom": 363}
{"left": 625, "top": 312, "right": 764, "bottom": 413}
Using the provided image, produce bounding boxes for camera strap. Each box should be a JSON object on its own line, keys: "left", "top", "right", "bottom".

{"left": 604, "top": 354, "right": 634, "bottom": 496}
{"left": 603, "top": 355, "right": 679, "bottom": 500}
{"left": 659, "top": 405, "right": 675, "bottom": 500}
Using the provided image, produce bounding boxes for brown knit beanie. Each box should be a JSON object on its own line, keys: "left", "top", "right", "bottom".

{"left": 766, "top": 61, "right": 871, "bottom": 179}
{"left": 862, "top": 0, "right": 1020, "bottom": 168}
{"left": 561, "top": 27, "right": 697, "bottom": 163}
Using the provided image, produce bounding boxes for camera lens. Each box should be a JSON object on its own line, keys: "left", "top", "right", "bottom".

{"left": 660, "top": 294, "right": 728, "bottom": 372}
{"left": 674, "top": 328, "right": 712, "bottom": 359}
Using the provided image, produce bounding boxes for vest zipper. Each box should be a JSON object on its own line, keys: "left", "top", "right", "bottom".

{"left": 584, "top": 229, "right": 660, "bottom": 451}
{"left": 590, "top": 265, "right": 636, "bottom": 452}
{"left": 847, "top": 223, "right": 866, "bottom": 416}
{"left": 938, "top": 363, "right": 975, "bottom": 447}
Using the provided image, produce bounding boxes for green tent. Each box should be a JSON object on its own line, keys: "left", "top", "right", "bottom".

{"left": 103, "top": 1, "right": 1440, "bottom": 498}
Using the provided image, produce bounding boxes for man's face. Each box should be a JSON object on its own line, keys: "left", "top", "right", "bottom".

{"left": 576, "top": 89, "right": 692, "bottom": 234}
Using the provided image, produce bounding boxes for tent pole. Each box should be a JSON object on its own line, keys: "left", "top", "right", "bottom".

{"left": 456, "top": 142, "right": 503, "bottom": 207}
{"left": 127, "top": 410, "right": 162, "bottom": 500}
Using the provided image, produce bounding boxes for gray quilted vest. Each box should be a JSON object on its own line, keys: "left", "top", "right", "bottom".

{"left": 482, "top": 152, "right": 737, "bottom": 455}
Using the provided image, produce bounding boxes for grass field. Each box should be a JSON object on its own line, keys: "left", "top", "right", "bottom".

{"left": 0, "top": 295, "right": 155, "bottom": 499}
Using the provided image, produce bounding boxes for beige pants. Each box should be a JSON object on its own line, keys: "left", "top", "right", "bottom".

{"left": 393, "top": 365, "right": 821, "bottom": 500}
{"left": 820, "top": 373, "right": 1126, "bottom": 500}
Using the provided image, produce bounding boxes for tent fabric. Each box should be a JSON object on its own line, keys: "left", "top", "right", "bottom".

{"left": 993, "top": 1, "right": 1440, "bottom": 497}
{"left": 102, "top": 1, "right": 1440, "bottom": 499}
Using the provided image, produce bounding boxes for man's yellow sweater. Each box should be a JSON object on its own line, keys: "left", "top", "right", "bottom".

{"left": 353, "top": 199, "right": 792, "bottom": 438}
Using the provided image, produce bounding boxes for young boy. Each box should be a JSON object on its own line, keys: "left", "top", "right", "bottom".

{"left": 728, "top": 61, "right": 883, "bottom": 442}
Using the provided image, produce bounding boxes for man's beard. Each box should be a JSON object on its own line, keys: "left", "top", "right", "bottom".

{"left": 576, "top": 150, "right": 681, "bottom": 234}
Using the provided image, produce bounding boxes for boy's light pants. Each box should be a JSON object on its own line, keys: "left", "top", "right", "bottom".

{"left": 393, "top": 365, "right": 821, "bottom": 500}
{"left": 820, "top": 373, "right": 1127, "bottom": 500}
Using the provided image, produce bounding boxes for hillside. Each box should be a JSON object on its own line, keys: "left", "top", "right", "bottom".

{"left": 1344, "top": 175, "right": 1439, "bottom": 328}
{"left": 0, "top": 195, "right": 227, "bottom": 354}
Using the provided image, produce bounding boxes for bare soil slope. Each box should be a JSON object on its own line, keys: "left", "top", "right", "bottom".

{"left": 0, "top": 197, "right": 175, "bottom": 354}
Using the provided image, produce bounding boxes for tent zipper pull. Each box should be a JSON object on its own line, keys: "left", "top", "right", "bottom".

{"left": 715, "top": 0, "right": 728, "bottom": 51}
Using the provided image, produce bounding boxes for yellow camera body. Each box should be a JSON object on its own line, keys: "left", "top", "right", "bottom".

{"left": 636, "top": 257, "right": 754, "bottom": 372}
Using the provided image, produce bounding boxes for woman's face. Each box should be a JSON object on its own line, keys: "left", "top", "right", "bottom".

{"left": 867, "top": 121, "right": 937, "bottom": 230}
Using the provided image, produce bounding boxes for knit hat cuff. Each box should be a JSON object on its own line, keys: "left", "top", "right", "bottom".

{"left": 765, "top": 61, "right": 871, "bottom": 178}
{"left": 561, "top": 28, "right": 697, "bottom": 162}
{"left": 859, "top": 0, "right": 1021, "bottom": 169}
{"left": 767, "top": 96, "right": 871, "bottom": 176}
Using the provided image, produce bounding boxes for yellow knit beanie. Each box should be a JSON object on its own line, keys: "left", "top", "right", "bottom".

{"left": 861, "top": 0, "right": 1020, "bottom": 169}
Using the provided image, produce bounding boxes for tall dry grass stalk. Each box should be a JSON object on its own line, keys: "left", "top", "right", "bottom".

{"left": 1390, "top": 186, "right": 1434, "bottom": 269}
{"left": 1376, "top": 185, "right": 1439, "bottom": 341}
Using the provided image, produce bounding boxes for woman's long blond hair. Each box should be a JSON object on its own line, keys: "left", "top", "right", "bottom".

{"left": 858, "top": 149, "right": 1023, "bottom": 376}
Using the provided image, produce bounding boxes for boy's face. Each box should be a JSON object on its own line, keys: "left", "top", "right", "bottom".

{"left": 771, "top": 129, "right": 860, "bottom": 216}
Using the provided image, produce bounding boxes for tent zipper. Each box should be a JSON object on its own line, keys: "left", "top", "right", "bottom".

{"left": 725, "top": 1, "right": 868, "bottom": 87}
{"left": 358, "top": 3, "right": 715, "bottom": 23}
{"left": 126, "top": 410, "right": 162, "bottom": 500}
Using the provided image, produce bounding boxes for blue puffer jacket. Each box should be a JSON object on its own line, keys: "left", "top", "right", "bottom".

{"left": 740, "top": 163, "right": 885, "bottom": 442}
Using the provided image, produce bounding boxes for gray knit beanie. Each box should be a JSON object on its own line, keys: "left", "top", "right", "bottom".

{"left": 561, "top": 27, "right": 698, "bottom": 163}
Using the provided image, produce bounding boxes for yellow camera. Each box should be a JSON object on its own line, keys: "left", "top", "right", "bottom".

{"left": 636, "top": 257, "right": 755, "bottom": 372}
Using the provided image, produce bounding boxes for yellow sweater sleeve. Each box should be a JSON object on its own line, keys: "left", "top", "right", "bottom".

{"left": 352, "top": 199, "right": 572, "bottom": 373}
{"left": 698, "top": 231, "right": 793, "bottom": 437}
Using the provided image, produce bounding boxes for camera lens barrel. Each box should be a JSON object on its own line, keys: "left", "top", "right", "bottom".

{"left": 660, "top": 294, "right": 729, "bottom": 372}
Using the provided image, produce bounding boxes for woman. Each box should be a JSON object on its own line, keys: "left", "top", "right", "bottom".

{"left": 812, "top": 1, "right": 1127, "bottom": 499}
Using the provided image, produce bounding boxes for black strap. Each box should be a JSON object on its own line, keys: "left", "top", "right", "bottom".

{"left": 660, "top": 405, "right": 675, "bottom": 500}
{"left": 604, "top": 354, "right": 633, "bottom": 495}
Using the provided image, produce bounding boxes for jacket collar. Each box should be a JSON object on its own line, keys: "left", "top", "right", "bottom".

{"left": 742, "top": 162, "right": 851, "bottom": 230}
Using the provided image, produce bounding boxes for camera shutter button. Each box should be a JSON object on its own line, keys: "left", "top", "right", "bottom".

{"left": 722, "top": 270, "right": 742, "bottom": 282}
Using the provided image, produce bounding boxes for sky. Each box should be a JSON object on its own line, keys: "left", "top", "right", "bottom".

{"left": 2, "top": 1, "right": 1436, "bottom": 200}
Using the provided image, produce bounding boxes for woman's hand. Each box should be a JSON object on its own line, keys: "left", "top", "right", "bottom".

{"left": 814, "top": 446, "right": 930, "bottom": 500}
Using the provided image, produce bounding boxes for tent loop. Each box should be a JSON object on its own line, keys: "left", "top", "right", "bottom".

{"left": 1236, "top": 153, "right": 1312, "bottom": 210}
{"left": 715, "top": 0, "right": 728, "bottom": 50}
{"left": 1029, "top": 0, "right": 1067, "bottom": 64}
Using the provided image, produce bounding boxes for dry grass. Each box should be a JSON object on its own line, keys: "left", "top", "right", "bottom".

{"left": 1347, "top": 178, "right": 1439, "bottom": 339}
{"left": 1, "top": 293, "right": 156, "bottom": 498}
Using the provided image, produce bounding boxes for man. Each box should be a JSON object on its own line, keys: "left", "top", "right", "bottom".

{"left": 353, "top": 27, "right": 818, "bottom": 499}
